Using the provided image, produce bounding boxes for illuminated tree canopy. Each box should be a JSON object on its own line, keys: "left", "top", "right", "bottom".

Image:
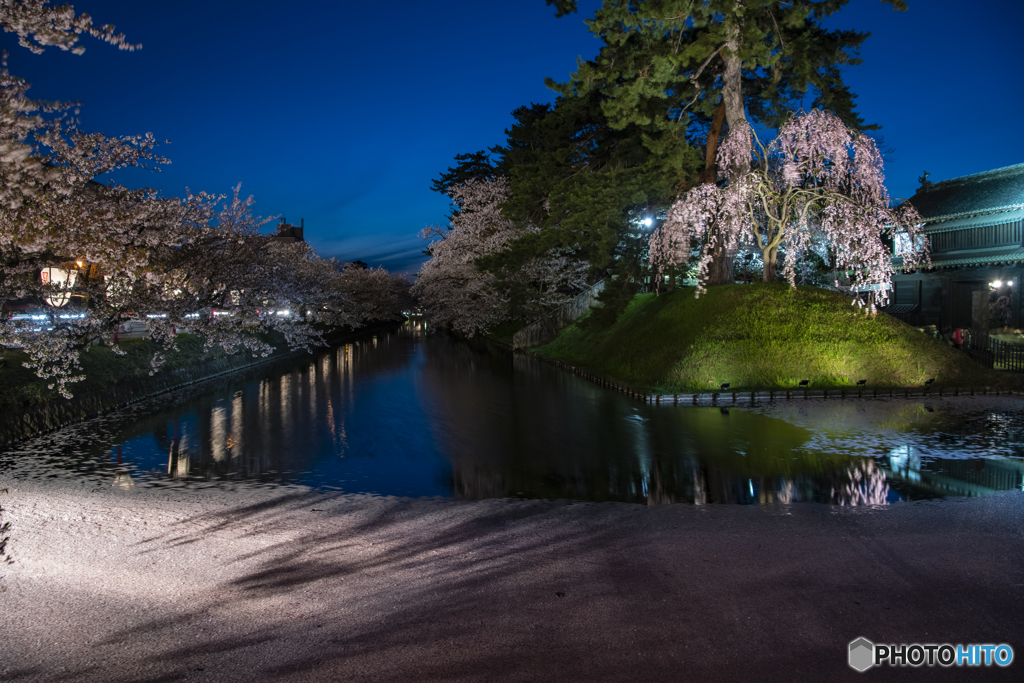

{"left": 649, "top": 109, "right": 928, "bottom": 309}
{"left": 414, "top": 177, "right": 587, "bottom": 336}
{"left": 547, "top": 0, "right": 911, "bottom": 285}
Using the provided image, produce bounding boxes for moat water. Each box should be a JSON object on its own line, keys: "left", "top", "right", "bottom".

{"left": 3, "top": 321, "right": 1024, "bottom": 506}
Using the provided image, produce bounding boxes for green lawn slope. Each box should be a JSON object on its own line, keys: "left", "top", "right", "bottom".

{"left": 536, "top": 283, "right": 1019, "bottom": 393}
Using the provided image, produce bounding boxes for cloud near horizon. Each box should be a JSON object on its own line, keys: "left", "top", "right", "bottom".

{"left": 314, "top": 234, "right": 429, "bottom": 274}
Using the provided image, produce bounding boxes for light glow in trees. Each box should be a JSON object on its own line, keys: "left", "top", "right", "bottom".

{"left": 649, "top": 110, "right": 927, "bottom": 309}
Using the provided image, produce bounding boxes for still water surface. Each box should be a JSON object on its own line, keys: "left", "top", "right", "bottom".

{"left": 3, "top": 321, "right": 1024, "bottom": 506}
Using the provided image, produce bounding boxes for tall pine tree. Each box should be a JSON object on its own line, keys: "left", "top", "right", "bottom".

{"left": 546, "top": 0, "right": 910, "bottom": 284}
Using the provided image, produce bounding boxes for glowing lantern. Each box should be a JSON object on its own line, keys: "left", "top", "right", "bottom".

{"left": 40, "top": 267, "right": 78, "bottom": 307}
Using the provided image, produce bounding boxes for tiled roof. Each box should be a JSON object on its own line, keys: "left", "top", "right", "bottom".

{"left": 907, "top": 164, "right": 1024, "bottom": 221}
{"left": 924, "top": 207, "right": 1024, "bottom": 233}
{"left": 925, "top": 246, "right": 1024, "bottom": 268}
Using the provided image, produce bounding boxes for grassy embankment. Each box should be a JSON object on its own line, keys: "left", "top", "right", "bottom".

{"left": 536, "top": 283, "right": 1021, "bottom": 394}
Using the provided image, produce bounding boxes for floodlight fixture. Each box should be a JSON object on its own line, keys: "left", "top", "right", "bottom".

{"left": 720, "top": 382, "right": 730, "bottom": 390}
{"left": 856, "top": 379, "right": 867, "bottom": 386}
{"left": 924, "top": 378, "right": 935, "bottom": 386}
{"left": 799, "top": 379, "right": 810, "bottom": 387}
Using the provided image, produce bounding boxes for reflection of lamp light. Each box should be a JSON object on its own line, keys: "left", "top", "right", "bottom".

{"left": 40, "top": 267, "right": 77, "bottom": 307}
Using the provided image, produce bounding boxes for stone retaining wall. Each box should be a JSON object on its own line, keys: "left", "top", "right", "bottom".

{"left": 510, "top": 345, "right": 1022, "bottom": 405}
{"left": 0, "top": 350, "right": 289, "bottom": 447}
{"left": 512, "top": 280, "right": 605, "bottom": 350}
{"left": 0, "top": 322, "right": 399, "bottom": 447}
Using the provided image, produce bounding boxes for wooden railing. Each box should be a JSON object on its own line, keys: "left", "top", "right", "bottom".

{"left": 965, "top": 334, "right": 1024, "bottom": 372}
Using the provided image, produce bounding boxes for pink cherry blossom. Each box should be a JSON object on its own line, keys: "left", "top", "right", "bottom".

{"left": 0, "top": 4, "right": 411, "bottom": 397}
{"left": 414, "top": 177, "right": 588, "bottom": 336}
{"left": 650, "top": 110, "right": 927, "bottom": 311}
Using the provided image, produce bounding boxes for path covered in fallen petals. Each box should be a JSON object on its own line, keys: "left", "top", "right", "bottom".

{"left": 2, "top": 479, "right": 1023, "bottom": 682}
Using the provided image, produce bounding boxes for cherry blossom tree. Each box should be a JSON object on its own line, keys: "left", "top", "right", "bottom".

{"left": 413, "top": 179, "right": 521, "bottom": 335}
{"left": 0, "top": 1, "right": 181, "bottom": 395}
{"left": 0, "top": 0, "right": 136, "bottom": 55}
{"left": 649, "top": 109, "right": 927, "bottom": 310}
{"left": 413, "top": 177, "right": 587, "bottom": 336}
{"left": 5, "top": 183, "right": 411, "bottom": 397}
{"left": 0, "top": 2, "right": 412, "bottom": 397}
{"left": 338, "top": 264, "right": 414, "bottom": 323}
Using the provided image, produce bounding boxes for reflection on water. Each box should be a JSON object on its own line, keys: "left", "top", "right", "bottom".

{"left": 2, "top": 321, "right": 1024, "bottom": 506}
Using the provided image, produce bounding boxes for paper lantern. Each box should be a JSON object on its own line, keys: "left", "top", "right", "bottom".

{"left": 40, "top": 267, "right": 78, "bottom": 307}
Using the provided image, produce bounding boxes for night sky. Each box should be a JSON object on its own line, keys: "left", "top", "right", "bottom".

{"left": 5, "top": 0, "right": 1023, "bottom": 272}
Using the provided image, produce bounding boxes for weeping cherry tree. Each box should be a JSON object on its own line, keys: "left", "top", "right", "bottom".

{"left": 649, "top": 109, "right": 928, "bottom": 310}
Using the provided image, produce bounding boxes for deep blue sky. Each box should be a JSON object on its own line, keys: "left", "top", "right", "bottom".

{"left": 6, "top": 1, "right": 1023, "bottom": 272}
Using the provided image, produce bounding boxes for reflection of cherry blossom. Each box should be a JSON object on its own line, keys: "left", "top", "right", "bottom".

{"left": 776, "top": 480, "right": 794, "bottom": 504}
{"left": 692, "top": 469, "right": 707, "bottom": 505}
{"left": 832, "top": 459, "right": 890, "bottom": 506}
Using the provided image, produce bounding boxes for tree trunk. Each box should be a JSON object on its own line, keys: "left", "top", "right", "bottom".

{"left": 697, "top": 99, "right": 727, "bottom": 186}
{"left": 701, "top": 99, "right": 733, "bottom": 286}
{"left": 704, "top": 16, "right": 747, "bottom": 287}
{"left": 705, "top": 239, "right": 732, "bottom": 285}
{"left": 538, "top": 305, "right": 559, "bottom": 338}
{"left": 721, "top": 13, "right": 749, "bottom": 176}
{"left": 762, "top": 246, "right": 778, "bottom": 283}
